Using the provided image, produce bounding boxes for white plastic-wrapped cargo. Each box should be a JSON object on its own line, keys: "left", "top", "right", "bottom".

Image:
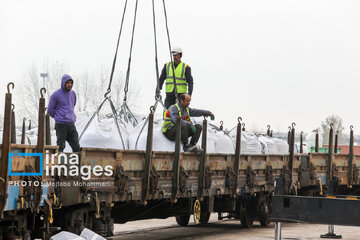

{"left": 273, "top": 138, "right": 289, "bottom": 154}
{"left": 228, "top": 130, "right": 262, "bottom": 154}
{"left": 258, "top": 135, "right": 277, "bottom": 154}
{"left": 213, "top": 131, "right": 235, "bottom": 154}
{"left": 241, "top": 132, "right": 262, "bottom": 154}
{"left": 128, "top": 119, "right": 184, "bottom": 152}
{"left": 65, "top": 114, "right": 129, "bottom": 151}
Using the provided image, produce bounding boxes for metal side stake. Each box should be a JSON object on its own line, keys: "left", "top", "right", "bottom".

{"left": 320, "top": 225, "right": 342, "bottom": 239}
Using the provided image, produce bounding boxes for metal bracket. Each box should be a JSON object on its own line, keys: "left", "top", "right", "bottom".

{"left": 353, "top": 165, "right": 360, "bottom": 185}
{"left": 204, "top": 167, "right": 214, "bottom": 189}
{"left": 246, "top": 166, "right": 256, "bottom": 188}
{"left": 265, "top": 165, "right": 273, "bottom": 185}
{"left": 179, "top": 166, "right": 189, "bottom": 193}
{"left": 149, "top": 166, "right": 159, "bottom": 194}
{"left": 225, "top": 167, "right": 236, "bottom": 191}
{"left": 115, "top": 166, "right": 128, "bottom": 194}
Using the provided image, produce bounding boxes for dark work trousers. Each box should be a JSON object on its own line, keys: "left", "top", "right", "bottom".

{"left": 163, "top": 123, "right": 202, "bottom": 145}
{"left": 55, "top": 123, "right": 81, "bottom": 152}
{"left": 164, "top": 93, "right": 183, "bottom": 109}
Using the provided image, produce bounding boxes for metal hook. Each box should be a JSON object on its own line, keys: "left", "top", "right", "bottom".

{"left": 242, "top": 123, "right": 245, "bottom": 128}
{"left": 40, "top": 88, "right": 46, "bottom": 98}
{"left": 237, "top": 117, "right": 242, "bottom": 124}
{"left": 350, "top": 125, "right": 354, "bottom": 130}
{"left": 28, "top": 119, "right": 31, "bottom": 125}
{"left": 11, "top": 104, "right": 15, "bottom": 111}
{"left": 292, "top": 122, "right": 296, "bottom": 128}
{"left": 220, "top": 121, "right": 223, "bottom": 127}
{"left": 288, "top": 126, "right": 291, "bottom": 131}
{"left": 336, "top": 130, "right": 339, "bottom": 135}
{"left": 150, "top": 106, "right": 155, "bottom": 114}
{"left": 330, "top": 123, "right": 334, "bottom": 129}
{"left": 267, "top": 125, "right": 271, "bottom": 130}
{"left": 7, "top": 82, "right": 14, "bottom": 94}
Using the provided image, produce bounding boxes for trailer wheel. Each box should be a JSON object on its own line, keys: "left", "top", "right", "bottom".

{"left": 193, "top": 200, "right": 201, "bottom": 224}
{"left": 240, "top": 204, "right": 255, "bottom": 228}
{"left": 22, "top": 231, "right": 31, "bottom": 240}
{"left": 175, "top": 215, "right": 190, "bottom": 226}
{"left": 258, "top": 201, "right": 271, "bottom": 226}
{"left": 199, "top": 212, "right": 211, "bottom": 224}
{"left": 107, "top": 218, "right": 114, "bottom": 236}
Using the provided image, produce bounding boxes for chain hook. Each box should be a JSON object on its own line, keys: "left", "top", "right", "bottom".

{"left": 150, "top": 106, "right": 155, "bottom": 114}
{"left": 11, "top": 104, "right": 15, "bottom": 111}
{"left": 292, "top": 122, "right": 296, "bottom": 129}
{"left": 350, "top": 125, "right": 354, "bottom": 131}
{"left": 104, "top": 89, "right": 111, "bottom": 98}
{"left": 40, "top": 88, "right": 46, "bottom": 98}
{"left": 267, "top": 125, "right": 271, "bottom": 130}
{"left": 7, "top": 82, "right": 14, "bottom": 94}
{"left": 237, "top": 117, "right": 242, "bottom": 124}
{"left": 288, "top": 126, "right": 291, "bottom": 131}
{"left": 330, "top": 123, "right": 334, "bottom": 129}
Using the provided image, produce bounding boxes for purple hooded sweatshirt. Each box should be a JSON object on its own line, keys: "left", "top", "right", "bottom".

{"left": 47, "top": 74, "right": 77, "bottom": 125}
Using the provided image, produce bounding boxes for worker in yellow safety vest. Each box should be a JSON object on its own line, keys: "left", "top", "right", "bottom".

{"left": 162, "top": 94, "right": 215, "bottom": 152}
{"left": 158, "top": 47, "right": 194, "bottom": 109}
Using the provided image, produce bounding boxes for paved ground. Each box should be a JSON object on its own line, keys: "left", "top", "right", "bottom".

{"left": 111, "top": 214, "right": 360, "bottom": 240}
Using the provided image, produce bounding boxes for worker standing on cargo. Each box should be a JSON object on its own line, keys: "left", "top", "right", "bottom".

{"left": 158, "top": 47, "right": 194, "bottom": 109}
{"left": 47, "top": 74, "right": 80, "bottom": 152}
{"left": 162, "top": 94, "right": 214, "bottom": 152}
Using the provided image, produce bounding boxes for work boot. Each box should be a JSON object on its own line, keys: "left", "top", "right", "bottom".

{"left": 183, "top": 143, "right": 192, "bottom": 152}
{"left": 186, "top": 144, "right": 203, "bottom": 153}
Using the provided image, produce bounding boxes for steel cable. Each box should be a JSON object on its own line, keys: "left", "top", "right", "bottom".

{"left": 123, "top": 0, "right": 139, "bottom": 102}
{"left": 105, "top": 0, "right": 128, "bottom": 98}
{"left": 162, "top": 0, "right": 178, "bottom": 99}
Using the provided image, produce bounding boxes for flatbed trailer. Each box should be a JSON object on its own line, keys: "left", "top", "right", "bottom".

{"left": 0, "top": 84, "right": 358, "bottom": 239}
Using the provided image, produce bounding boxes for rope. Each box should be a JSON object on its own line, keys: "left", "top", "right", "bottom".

{"left": 79, "top": 97, "right": 108, "bottom": 140}
{"left": 105, "top": 0, "right": 128, "bottom": 98}
{"left": 152, "top": 0, "right": 161, "bottom": 99}
{"left": 109, "top": 98, "right": 126, "bottom": 149}
{"left": 162, "top": 0, "right": 178, "bottom": 99}
{"left": 123, "top": 0, "right": 139, "bottom": 102}
{"left": 134, "top": 101, "right": 161, "bottom": 150}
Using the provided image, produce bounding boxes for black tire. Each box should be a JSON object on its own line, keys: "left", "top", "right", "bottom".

{"left": 22, "top": 231, "right": 31, "bottom": 240}
{"left": 107, "top": 218, "right": 114, "bottom": 237}
{"left": 175, "top": 214, "right": 190, "bottom": 226}
{"left": 199, "top": 212, "right": 211, "bottom": 224}
{"left": 240, "top": 205, "right": 255, "bottom": 228}
{"left": 92, "top": 218, "right": 107, "bottom": 236}
{"left": 258, "top": 201, "right": 271, "bottom": 227}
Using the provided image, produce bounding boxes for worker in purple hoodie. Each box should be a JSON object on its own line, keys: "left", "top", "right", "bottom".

{"left": 47, "top": 74, "right": 80, "bottom": 152}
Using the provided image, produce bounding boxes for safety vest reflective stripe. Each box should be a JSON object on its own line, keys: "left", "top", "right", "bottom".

{"left": 165, "top": 62, "right": 188, "bottom": 94}
{"left": 162, "top": 104, "right": 191, "bottom": 133}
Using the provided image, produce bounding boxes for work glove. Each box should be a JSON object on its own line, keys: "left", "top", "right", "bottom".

{"left": 208, "top": 112, "right": 215, "bottom": 121}
{"left": 190, "top": 124, "right": 196, "bottom": 134}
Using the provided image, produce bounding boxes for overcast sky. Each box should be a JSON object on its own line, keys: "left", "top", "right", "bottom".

{"left": 1, "top": 0, "right": 360, "bottom": 133}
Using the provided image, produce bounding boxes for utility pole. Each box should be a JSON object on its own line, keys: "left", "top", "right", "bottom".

{"left": 40, "top": 73, "right": 48, "bottom": 88}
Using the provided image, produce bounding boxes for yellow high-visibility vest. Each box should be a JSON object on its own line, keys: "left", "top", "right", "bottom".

{"left": 165, "top": 62, "right": 188, "bottom": 94}
{"left": 162, "top": 103, "right": 191, "bottom": 133}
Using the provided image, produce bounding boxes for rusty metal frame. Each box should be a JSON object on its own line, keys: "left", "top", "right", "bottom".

{"left": 172, "top": 116, "right": 181, "bottom": 201}
{"left": 141, "top": 107, "right": 154, "bottom": 204}
{"left": 197, "top": 118, "right": 207, "bottom": 200}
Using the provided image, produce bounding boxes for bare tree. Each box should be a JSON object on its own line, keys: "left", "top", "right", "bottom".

{"left": 321, "top": 115, "right": 344, "bottom": 145}
{"left": 19, "top": 60, "right": 143, "bottom": 127}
